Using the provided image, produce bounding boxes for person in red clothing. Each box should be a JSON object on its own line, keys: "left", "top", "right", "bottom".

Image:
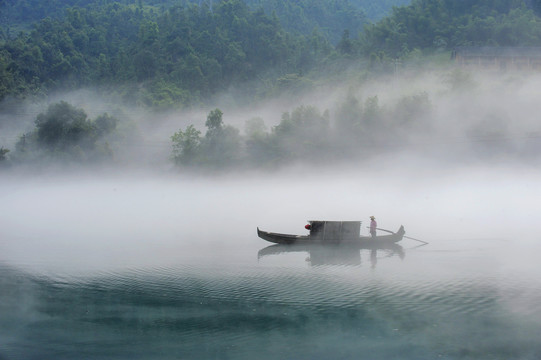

{"left": 369, "top": 216, "right": 377, "bottom": 238}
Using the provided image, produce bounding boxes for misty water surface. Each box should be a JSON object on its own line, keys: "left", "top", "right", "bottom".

{"left": 1, "top": 162, "right": 541, "bottom": 359}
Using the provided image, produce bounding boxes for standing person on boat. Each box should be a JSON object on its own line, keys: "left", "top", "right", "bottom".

{"left": 370, "top": 216, "right": 377, "bottom": 238}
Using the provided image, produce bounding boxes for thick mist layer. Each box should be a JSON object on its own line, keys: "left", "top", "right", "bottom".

{"left": 1, "top": 160, "right": 540, "bottom": 274}
{"left": 2, "top": 68, "right": 541, "bottom": 273}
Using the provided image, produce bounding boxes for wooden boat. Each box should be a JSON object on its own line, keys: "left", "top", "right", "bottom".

{"left": 257, "top": 220, "right": 405, "bottom": 246}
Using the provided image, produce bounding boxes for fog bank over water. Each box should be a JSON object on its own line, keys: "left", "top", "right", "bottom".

{"left": 2, "top": 67, "right": 541, "bottom": 274}
{"left": 1, "top": 157, "right": 540, "bottom": 275}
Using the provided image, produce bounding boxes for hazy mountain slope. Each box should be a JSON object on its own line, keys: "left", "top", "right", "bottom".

{"left": 349, "top": 0, "right": 412, "bottom": 20}
{"left": 243, "top": 0, "right": 369, "bottom": 44}
{"left": 1, "top": 0, "right": 408, "bottom": 42}
{"left": 359, "top": 0, "right": 541, "bottom": 58}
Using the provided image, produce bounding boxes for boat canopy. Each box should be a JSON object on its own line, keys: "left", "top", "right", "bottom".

{"left": 307, "top": 220, "right": 361, "bottom": 243}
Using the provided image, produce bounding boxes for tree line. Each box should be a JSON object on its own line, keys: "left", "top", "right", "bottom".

{"left": 5, "top": 101, "right": 119, "bottom": 166}
{"left": 1, "top": 92, "right": 433, "bottom": 169}
{"left": 171, "top": 91, "right": 434, "bottom": 169}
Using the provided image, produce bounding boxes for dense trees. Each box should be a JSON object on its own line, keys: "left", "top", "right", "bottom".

{"left": 170, "top": 92, "right": 433, "bottom": 170}
{"left": 2, "top": 0, "right": 407, "bottom": 43}
{"left": 0, "top": 0, "right": 425, "bottom": 106}
{"left": 358, "top": 0, "right": 541, "bottom": 59}
{"left": 0, "top": 147, "right": 9, "bottom": 163}
{"left": 0, "top": 0, "right": 333, "bottom": 106}
{"left": 12, "top": 101, "right": 118, "bottom": 163}
{"left": 3, "top": 0, "right": 541, "bottom": 106}
{"left": 350, "top": 0, "right": 412, "bottom": 20}
{"left": 243, "top": 0, "right": 369, "bottom": 44}
{"left": 171, "top": 108, "right": 241, "bottom": 167}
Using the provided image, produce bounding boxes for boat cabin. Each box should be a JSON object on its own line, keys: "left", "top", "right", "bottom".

{"left": 308, "top": 221, "right": 361, "bottom": 243}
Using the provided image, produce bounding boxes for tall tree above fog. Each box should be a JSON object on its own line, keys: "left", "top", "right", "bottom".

{"left": 12, "top": 101, "right": 118, "bottom": 163}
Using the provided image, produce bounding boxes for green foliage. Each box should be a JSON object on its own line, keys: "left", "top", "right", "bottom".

{"left": 350, "top": 0, "right": 412, "bottom": 20}
{"left": 244, "top": 117, "right": 275, "bottom": 166}
{"left": 172, "top": 108, "right": 241, "bottom": 168}
{"left": 138, "top": 79, "right": 194, "bottom": 109}
{"left": 245, "top": 116, "right": 266, "bottom": 137}
{"left": 273, "top": 73, "right": 314, "bottom": 94}
{"left": 5, "top": 0, "right": 540, "bottom": 106}
{"left": 0, "top": 147, "right": 9, "bottom": 162}
{"left": 171, "top": 124, "right": 202, "bottom": 166}
{"left": 333, "top": 93, "right": 384, "bottom": 150}
{"left": 35, "top": 101, "right": 90, "bottom": 150}
{"left": 169, "top": 91, "right": 439, "bottom": 170}
{"left": 0, "top": 49, "right": 17, "bottom": 99}
{"left": 1, "top": 0, "right": 328, "bottom": 106}
{"left": 335, "top": 89, "right": 364, "bottom": 137}
{"left": 244, "top": 0, "right": 369, "bottom": 44}
{"left": 273, "top": 105, "right": 331, "bottom": 160}
{"left": 4, "top": 0, "right": 541, "bottom": 106}
{"left": 13, "top": 101, "right": 118, "bottom": 163}
{"left": 337, "top": 30, "right": 354, "bottom": 55}
{"left": 205, "top": 108, "right": 224, "bottom": 134}
{"left": 2, "top": 0, "right": 409, "bottom": 44}
{"left": 94, "top": 113, "right": 118, "bottom": 136}
{"left": 359, "top": 0, "right": 541, "bottom": 60}
{"left": 202, "top": 108, "right": 241, "bottom": 167}
{"left": 393, "top": 91, "right": 432, "bottom": 129}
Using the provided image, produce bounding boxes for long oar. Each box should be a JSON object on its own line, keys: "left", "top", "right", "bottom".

{"left": 404, "top": 236, "right": 428, "bottom": 244}
{"left": 368, "top": 227, "right": 429, "bottom": 245}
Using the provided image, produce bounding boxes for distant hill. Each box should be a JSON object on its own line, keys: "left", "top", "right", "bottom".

{"left": 358, "top": 0, "right": 541, "bottom": 59}
{"left": 243, "top": 0, "right": 368, "bottom": 44}
{"left": 349, "top": 0, "right": 412, "bottom": 20}
{"left": 3, "top": 0, "right": 541, "bottom": 107}
{"left": 1, "top": 0, "right": 410, "bottom": 43}
{"left": 0, "top": 1, "right": 332, "bottom": 105}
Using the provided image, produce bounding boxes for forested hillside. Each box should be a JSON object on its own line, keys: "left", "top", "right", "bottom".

{"left": 242, "top": 0, "right": 368, "bottom": 44}
{"left": 357, "top": 0, "right": 541, "bottom": 59}
{"left": 1, "top": 0, "right": 409, "bottom": 33}
{"left": 3, "top": 0, "right": 541, "bottom": 170}
{"left": 0, "top": 0, "right": 333, "bottom": 106}
{"left": 0, "top": 0, "right": 406, "bottom": 58}
{"left": 350, "top": 0, "right": 411, "bottom": 20}
{"left": 3, "top": 0, "right": 541, "bottom": 107}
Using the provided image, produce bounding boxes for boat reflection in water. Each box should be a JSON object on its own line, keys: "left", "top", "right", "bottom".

{"left": 258, "top": 242, "right": 405, "bottom": 267}
{"left": 257, "top": 220, "right": 406, "bottom": 267}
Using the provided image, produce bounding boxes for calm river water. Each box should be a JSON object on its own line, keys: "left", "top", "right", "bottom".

{"left": 1, "top": 170, "right": 541, "bottom": 359}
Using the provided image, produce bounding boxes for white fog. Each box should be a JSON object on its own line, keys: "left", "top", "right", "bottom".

{"left": 1, "top": 160, "right": 541, "bottom": 275}
{"left": 2, "top": 68, "right": 541, "bottom": 276}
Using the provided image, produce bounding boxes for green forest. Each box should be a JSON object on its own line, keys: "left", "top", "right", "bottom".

{"left": 2, "top": 0, "right": 541, "bottom": 170}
